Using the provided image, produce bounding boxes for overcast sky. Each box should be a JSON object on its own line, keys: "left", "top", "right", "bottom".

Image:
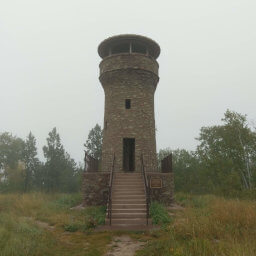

{"left": 0, "top": 0, "right": 255, "bottom": 163}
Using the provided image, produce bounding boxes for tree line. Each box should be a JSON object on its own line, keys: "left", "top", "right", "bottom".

{"left": 0, "top": 128, "right": 83, "bottom": 192}
{"left": 1, "top": 110, "right": 256, "bottom": 197}
{"left": 159, "top": 110, "right": 256, "bottom": 197}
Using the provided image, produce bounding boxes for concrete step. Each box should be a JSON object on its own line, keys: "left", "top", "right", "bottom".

{"left": 113, "top": 179, "right": 143, "bottom": 182}
{"left": 113, "top": 187, "right": 145, "bottom": 191}
{"left": 105, "top": 218, "right": 151, "bottom": 225}
{"left": 111, "top": 213, "right": 146, "bottom": 219}
{"left": 112, "top": 189, "right": 145, "bottom": 196}
{"left": 113, "top": 186, "right": 144, "bottom": 190}
{"left": 112, "top": 204, "right": 146, "bottom": 209}
{"left": 112, "top": 199, "right": 146, "bottom": 204}
{"left": 112, "top": 180, "right": 144, "bottom": 186}
{"left": 112, "top": 191, "right": 145, "bottom": 196}
{"left": 111, "top": 209, "right": 147, "bottom": 214}
{"left": 112, "top": 194, "right": 146, "bottom": 199}
{"left": 113, "top": 184, "right": 144, "bottom": 187}
{"left": 115, "top": 173, "right": 142, "bottom": 176}
{"left": 114, "top": 176, "right": 142, "bottom": 180}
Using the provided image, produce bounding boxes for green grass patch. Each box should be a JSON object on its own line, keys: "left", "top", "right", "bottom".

{"left": 150, "top": 201, "right": 172, "bottom": 225}
{"left": 52, "top": 193, "right": 83, "bottom": 209}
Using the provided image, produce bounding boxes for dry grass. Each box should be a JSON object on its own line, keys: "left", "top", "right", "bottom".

{"left": 0, "top": 193, "right": 256, "bottom": 256}
{"left": 137, "top": 194, "right": 256, "bottom": 256}
{"left": 0, "top": 193, "right": 110, "bottom": 256}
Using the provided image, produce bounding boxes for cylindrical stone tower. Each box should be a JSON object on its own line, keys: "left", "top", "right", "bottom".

{"left": 98, "top": 34, "right": 160, "bottom": 172}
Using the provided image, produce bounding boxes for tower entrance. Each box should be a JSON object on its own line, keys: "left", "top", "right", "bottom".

{"left": 123, "top": 138, "right": 135, "bottom": 172}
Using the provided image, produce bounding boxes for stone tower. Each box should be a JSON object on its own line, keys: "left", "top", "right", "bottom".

{"left": 98, "top": 34, "right": 160, "bottom": 172}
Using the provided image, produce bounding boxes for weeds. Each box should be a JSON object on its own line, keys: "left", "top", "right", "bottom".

{"left": 138, "top": 194, "right": 256, "bottom": 256}
{"left": 1, "top": 193, "right": 256, "bottom": 256}
{"left": 0, "top": 193, "right": 109, "bottom": 256}
{"left": 150, "top": 201, "right": 172, "bottom": 225}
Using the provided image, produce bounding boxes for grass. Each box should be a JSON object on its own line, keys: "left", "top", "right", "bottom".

{"left": 0, "top": 193, "right": 110, "bottom": 256}
{"left": 0, "top": 192, "right": 255, "bottom": 256}
{"left": 150, "top": 201, "right": 172, "bottom": 226}
{"left": 137, "top": 193, "right": 256, "bottom": 256}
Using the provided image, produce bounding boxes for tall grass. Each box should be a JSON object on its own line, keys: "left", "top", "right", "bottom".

{"left": 0, "top": 193, "right": 109, "bottom": 256}
{"left": 137, "top": 194, "right": 256, "bottom": 256}
{"left": 150, "top": 201, "right": 172, "bottom": 225}
{"left": 1, "top": 193, "right": 256, "bottom": 256}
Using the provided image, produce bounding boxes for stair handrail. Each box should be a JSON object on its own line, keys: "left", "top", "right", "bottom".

{"left": 141, "top": 153, "right": 150, "bottom": 225}
{"left": 107, "top": 153, "right": 115, "bottom": 225}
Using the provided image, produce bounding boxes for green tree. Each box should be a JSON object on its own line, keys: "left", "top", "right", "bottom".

{"left": 158, "top": 148, "right": 201, "bottom": 193}
{"left": 43, "top": 127, "right": 78, "bottom": 192}
{"left": 84, "top": 124, "right": 103, "bottom": 160}
{"left": 2, "top": 163, "right": 26, "bottom": 192}
{"left": 197, "top": 109, "right": 256, "bottom": 193}
{"left": 0, "top": 133, "right": 25, "bottom": 192}
{"left": 23, "top": 132, "right": 40, "bottom": 192}
{"left": 0, "top": 132, "right": 24, "bottom": 170}
{"left": 43, "top": 127, "right": 65, "bottom": 191}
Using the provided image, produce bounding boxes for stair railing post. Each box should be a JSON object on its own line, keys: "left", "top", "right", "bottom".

{"left": 141, "top": 153, "right": 150, "bottom": 226}
{"left": 108, "top": 153, "right": 115, "bottom": 226}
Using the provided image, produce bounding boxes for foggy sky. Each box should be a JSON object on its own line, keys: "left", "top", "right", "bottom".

{"left": 0, "top": 0, "right": 256, "bottom": 163}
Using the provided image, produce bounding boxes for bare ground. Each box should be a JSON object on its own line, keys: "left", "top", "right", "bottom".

{"left": 105, "top": 235, "right": 145, "bottom": 256}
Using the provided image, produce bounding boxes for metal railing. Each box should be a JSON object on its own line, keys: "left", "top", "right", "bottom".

{"left": 84, "top": 151, "right": 99, "bottom": 172}
{"left": 141, "top": 154, "right": 150, "bottom": 225}
{"left": 107, "top": 153, "right": 115, "bottom": 225}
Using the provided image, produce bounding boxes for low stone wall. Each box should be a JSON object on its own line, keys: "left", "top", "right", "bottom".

{"left": 82, "top": 171, "right": 174, "bottom": 206}
{"left": 82, "top": 172, "right": 110, "bottom": 206}
{"left": 147, "top": 172, "right": 174, "bottom": 205}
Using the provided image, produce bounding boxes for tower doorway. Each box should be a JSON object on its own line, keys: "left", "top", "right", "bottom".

{"left": 123, "top": 138, "right": 135, "bottom": 172}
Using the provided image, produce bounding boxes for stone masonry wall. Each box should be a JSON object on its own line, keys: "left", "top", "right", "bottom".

{"left": 82, "top": 172, "right": 110, "bottom": 206}
{"left": 147, "top": 172, "right": 174, "bottom": 205}
{"left": 99, "top": 53, "right": 159, "bottom": 172}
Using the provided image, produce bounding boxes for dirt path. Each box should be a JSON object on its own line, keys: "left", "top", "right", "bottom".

{"left": 105, "top": 235, "right": 145, "bottom": 256}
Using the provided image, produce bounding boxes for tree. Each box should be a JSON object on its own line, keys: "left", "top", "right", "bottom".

{"left": 158, "top": 148, "right": 201, "bottom": 193}
{"left": 197, "top": 110, "right": 256, "bottom": 192}
{"left": 0, "top": 133, "right": 25, "bottom": 191}
{"left": 43, "top": 127, "right": 65, "bottom": 191}
{"left": 84, "top": 124, "right": 103, "bottom": 160}
{"left": 2, "top": 162, "right": 26, "bottom": 192}
{"left": 43, "top": 127, "right": 78, "bottom": 192}
{"left": 0, "top": 132, "right": 24, "bottom": 170}
{"left": 23, "top": 132, "right": 40, "bottom": 192}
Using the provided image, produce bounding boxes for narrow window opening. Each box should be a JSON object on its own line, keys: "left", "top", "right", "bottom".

{"left": 132, "top": 43, "right": 147, "bottom": 54}
{"left": 112, "top": 43, "right": 129, "bottom": 54}
{"left": 125, "top": 99, "right": 131, "bottom": 109}
{"left": 105, "top": 121, "right": 108, "bottom": 130}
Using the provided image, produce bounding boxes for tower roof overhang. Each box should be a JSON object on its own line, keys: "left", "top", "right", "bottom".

{"left": 98, "top": 34, "right": 161, "bottom": 59}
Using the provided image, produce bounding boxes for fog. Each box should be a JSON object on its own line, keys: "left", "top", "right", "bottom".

{"left": 0, "top": 0, "right": 256, "bottom": 163}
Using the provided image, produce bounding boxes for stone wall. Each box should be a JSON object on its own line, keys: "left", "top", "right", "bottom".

{"left": 82, "top": 172, "right": 110, "bottom": 206}
{"left": 147, "top": 172, "right": 174, "bottom": 205}
{"left": 99, "top": 53, "right": 159, "bottom": 75}
{"left": 99, "top": 53, "right": 159, "bottom": 172}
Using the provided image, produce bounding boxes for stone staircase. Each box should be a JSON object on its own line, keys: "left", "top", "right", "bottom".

{"left": 105, "top": 172, "right": 151, "bottom": 229}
